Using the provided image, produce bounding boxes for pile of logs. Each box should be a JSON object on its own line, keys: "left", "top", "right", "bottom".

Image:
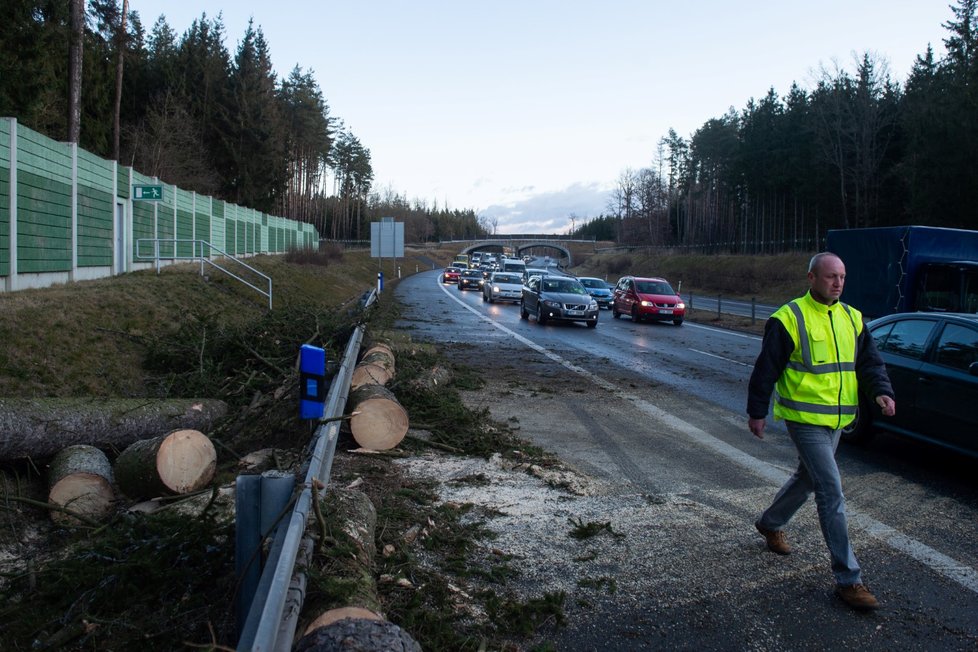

{"left": 346, "top": 342, "right": 409, "bottom": 451}
{"left": 0, "top": 398, "right": 225, "bottom": 524}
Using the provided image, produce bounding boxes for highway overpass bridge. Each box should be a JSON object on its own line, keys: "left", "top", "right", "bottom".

{"left": 445, "top": 236, "right": 600, "bottom": 267}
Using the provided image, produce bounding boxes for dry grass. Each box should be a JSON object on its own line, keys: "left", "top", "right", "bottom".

{"left": 570, "top": 249, "right": 812, "bottom": 305}
{"left": 0, "top": 246, "right": 447, "bottom": 398}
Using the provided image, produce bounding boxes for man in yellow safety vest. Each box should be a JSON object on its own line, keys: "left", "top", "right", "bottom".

{"left": 747, "top": 252, "right": 896, "bottom": 611}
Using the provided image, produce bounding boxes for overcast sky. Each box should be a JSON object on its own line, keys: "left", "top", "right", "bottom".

{"left": 129, "top": 1, "right": 953, "bottom": 233}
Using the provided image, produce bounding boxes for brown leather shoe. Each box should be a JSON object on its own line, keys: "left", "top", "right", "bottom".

{"left": 836, "top": 583, "right": 880, "bottom": 610}
{"left": 755, "top": 522, "right": 791, "bottom": 555}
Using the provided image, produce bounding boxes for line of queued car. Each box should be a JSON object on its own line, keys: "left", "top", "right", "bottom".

{"left": 442, "top": 256, "right": 687, "bottom": 330}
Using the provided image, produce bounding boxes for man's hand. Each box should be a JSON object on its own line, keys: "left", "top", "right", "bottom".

{"left": 748, "top": 417, "right": 766, "bottom": 439}
{"left": 876, "top": 395, "right": 896, "bottom": 417}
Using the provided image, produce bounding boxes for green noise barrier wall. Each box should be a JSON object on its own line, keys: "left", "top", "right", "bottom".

{"left": 0, "top": 117, "right": 319, "bottom": 292}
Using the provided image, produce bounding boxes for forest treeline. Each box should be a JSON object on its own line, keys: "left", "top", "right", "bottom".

{"left": 3, "top": 2, "right": 975, "bottom": 249}
{"left": 0, "top": 1, "right": 487, "bottom": 243}
{"left": 581, "top": 0, "right": 978, "bottom": 252}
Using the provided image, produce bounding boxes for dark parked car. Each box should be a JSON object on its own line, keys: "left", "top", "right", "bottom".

{"left": 578, "top": 276, "right": 614, "bottom": 309}
{"left": 441, "top": 267, "right": 461, "bottom": 283}
{"left": 458, "top": 269, "right": 484, "bottom": 291}
{"left": 843, "top": 312, "right": 978, "bottom": 458}
{"left": 612, "top": 276, "right": 685, "bottom": 325}
{"left": 520, "top": 275, "right": 598, "bottom": 328}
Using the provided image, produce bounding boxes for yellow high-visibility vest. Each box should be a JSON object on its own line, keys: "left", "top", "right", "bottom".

{"left": 772, "top": 291, "right": 863, "bottom": 429}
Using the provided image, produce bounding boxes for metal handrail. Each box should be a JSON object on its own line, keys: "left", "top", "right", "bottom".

{"left": 135, "top": 238, "right": 273, "bottom": 309}
{"left": 237, "top": 289, "right": 377, "bottom": 651}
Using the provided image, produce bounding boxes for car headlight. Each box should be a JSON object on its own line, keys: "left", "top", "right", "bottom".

{"left": 543, "top": 300, "right": 561, "bottom": 308}
{"left": 675, "top": 302, "right": 685, "bottom": 309}
{"left": 640, "top": 300, "right": 654, "bottom": 307}
{"left": 492, "top": 286, "right": 500, "bottom": 293}
{"left": 589, "top": 301, "right": 598, "bottom": 310}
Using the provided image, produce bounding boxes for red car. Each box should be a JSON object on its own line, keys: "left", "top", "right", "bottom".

{"left": 611, "top": 276, "right": 685, "bottom": 325}
{"left": 441, "top": 267, "right": 461, "bottom": 283}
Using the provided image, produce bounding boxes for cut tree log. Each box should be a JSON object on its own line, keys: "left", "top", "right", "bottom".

{"left": 349, "top": 362, "right": 392, "bottom": 391}
{"left": 347, "top": 385, "right": 409, "bottom": 450}
{"left": 0, "top": 397, "right": 227, "bottom": 461}
{"left": 349, "top": 344, "right": 396, "bottom": 391}
{"left": 361, "top": 344, "right": 395, "bottom": 374}
{"left": 47, "top": 444, "right": 115, "bottom": 525}
{"left": 297, "top": 487, "right": 421, "bottom": 652}
{"left": 114, "top": 429, "right": 216, "bottom": 499}
{"left": 294, "top": 617, "right": 421, "bottom": 652}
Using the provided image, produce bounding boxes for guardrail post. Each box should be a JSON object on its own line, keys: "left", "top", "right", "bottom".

{"left": 751, "top": 297, "right": 756, "bottom": 325}
{"left": 234, "top": 475, "right": 262, "bottom": 637}
{"left": 717, "top": 294, "right": 722, "bottom": 320}
{"left": 234, "top": 470, "right": 296, "bottom": 643}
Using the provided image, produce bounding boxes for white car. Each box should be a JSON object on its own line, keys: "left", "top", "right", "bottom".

{"left": 482, "top": 271, "right": 523, "bottom": 304}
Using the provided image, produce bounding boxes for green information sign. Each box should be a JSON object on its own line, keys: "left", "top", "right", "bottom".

{"left": 132, "top": 184, "right": 164, "bottom": 201}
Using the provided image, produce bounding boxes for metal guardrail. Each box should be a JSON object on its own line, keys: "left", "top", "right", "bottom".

{"left": 236, "top": 289, "right": 376, "bottom": 651}
{"left": 135, "top": 238, "right": 273, "bottom": 309}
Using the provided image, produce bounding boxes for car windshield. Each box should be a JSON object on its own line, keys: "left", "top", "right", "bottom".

{"left": 579, "top": 278, "right": 605, "bottom": 289}
{"left": 462, "top": 270, "right": 481, "bottom": 277}
{"left": 542, "top": 279, "right": 586, "bottom": 295}
{"left": 635, "top": 280, "right": 675, "bottom": 295}
{"left": 494, "top": 274, "right": 520, "bottom": 284}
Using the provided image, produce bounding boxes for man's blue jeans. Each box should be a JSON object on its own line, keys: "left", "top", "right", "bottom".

{"left": 757, "top": 420, "right": 861, "bottom": 586}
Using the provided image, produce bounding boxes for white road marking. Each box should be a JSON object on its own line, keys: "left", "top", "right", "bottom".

{"left": 689, "top": 348, "right": 753, "bottom": 367}
{"left": 436, "top": 278, "right": 978, "bottom": 594}
{"left": 684, "top": 321, "right": 762, "bottom": 340}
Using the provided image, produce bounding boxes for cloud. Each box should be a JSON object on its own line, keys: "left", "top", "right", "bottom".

{"left": 481, "top": 182, "right": 611, "bottom": 234}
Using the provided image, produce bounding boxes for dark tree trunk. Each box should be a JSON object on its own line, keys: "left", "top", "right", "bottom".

{"left": 67, "top": 0, "right": 85, "bottom": 143}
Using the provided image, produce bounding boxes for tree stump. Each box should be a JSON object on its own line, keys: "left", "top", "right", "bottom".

{"left": 47, "top": 444, "right": 115, "bottom": 524}
{"left": 114, "top": 429, "right": 216, "bottom": 499}
{"left": 347, "top": 385, "right": 409, "bottom": 450}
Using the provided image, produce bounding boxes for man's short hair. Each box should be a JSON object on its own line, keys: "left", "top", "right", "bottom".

{"left": 808, "top": 252, "right": 841, "bottom": 274}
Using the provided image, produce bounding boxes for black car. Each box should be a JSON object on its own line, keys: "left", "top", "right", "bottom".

{"left": 520, "top": 275, "right": 598, "bottom": 328}
{"left": 843, "top": 312, "right": 978, "bottom": 458}
{"left": 458, "top": 269, "right": 484, "bottom": 291}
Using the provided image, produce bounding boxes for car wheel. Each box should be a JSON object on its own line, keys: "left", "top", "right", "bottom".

{"left": 586, "top": 320, "right": 597, "bottom": 329}
{"left": 488, "top": 294, "right": 494, "bottom": 303}
{"left": 520, "top": 301, "right": 529, "bottom": 320}
{"left": 673, "top": 318, "right": 684, "bottom": 326}
{"left": 612, "top": 305, "right": 621, "bottom": 319}
{"left": 482, "top": 292, "right": 488, "bottom": 302}
{"left": 631, "top": 306, "right": 641, "bottom": 322}
{"left": 841, "top": 395, "right": 876, "bottom": 445}
{"left": 537, "top": 304, "right": 548, "bottom": 324}
{"left": 440, "top": 275, "right": 445, "bottom": 283}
